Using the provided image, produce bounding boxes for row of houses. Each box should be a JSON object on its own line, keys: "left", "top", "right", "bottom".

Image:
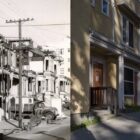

{"left": 0, "top": 36, "right": 70, "bottom": 119}
{"left": 71, "top": 0, "right": 140, "bottom": 125}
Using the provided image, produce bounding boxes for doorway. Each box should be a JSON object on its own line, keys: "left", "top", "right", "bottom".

{"left": 91, "top": 62, "right": 104, "bottom": 107}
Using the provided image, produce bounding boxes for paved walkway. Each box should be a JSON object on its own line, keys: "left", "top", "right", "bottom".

{"left": 72, "top": 112, "right": 140, "bottom": 140}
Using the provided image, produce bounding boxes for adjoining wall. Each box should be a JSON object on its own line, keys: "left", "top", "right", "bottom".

{"left": 71, "top": 0, "right": 91, "bottom": 125}
{"left": 107, "top": 57, "right": 117, "bottom": 89}
{"left": 91, "top": 0, "right": 114, "bottom": 40}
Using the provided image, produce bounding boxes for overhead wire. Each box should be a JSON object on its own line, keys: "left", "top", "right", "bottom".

{"left": 0, "top": 24, "right": 70, "bottom": 27}
{"left": 0, "top": 0, "right": 70, "bottom": 46}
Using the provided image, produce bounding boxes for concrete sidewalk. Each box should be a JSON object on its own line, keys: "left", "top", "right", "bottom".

{"left": 72, "top": 112, "right": 140, "bottom": 140}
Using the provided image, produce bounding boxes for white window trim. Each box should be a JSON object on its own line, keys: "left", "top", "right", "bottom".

{"left": 101, "top": 0, "right": 109, "bottom": 16}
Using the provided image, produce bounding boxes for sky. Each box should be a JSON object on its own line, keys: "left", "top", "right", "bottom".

{"left": 0, "top": 0, "right": 70, "bottom": 48}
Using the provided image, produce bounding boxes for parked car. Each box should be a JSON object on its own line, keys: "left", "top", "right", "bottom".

{"left": 11, "top": 101, "right": 59, "bottom": 120}
{"left": 33, "top": 101, "right": 59, "bottom": 120}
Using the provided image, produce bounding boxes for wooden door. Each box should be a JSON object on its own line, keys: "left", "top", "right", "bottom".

{"left": 93, "top": 63, "right": 103, "bottom": 87}
{"left": 91, "top": 63, "right": 104, "bottom": 107}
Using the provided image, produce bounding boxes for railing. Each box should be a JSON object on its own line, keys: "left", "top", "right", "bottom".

{"left": 90, "top": 87, "right": 118, "bottom": 114}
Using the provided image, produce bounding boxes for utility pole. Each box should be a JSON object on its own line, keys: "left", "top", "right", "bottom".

{"left": 6, "top": 18, "right": 33, "bottom": 128}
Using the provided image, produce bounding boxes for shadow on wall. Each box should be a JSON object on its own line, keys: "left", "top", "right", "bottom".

{"left": 71, "top": 0, "right": 90, "bottom": 116}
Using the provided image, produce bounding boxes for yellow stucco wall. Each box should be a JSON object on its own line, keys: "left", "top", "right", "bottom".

{"left": 107, "top": 58, "right": 117, "bottom": 89}
{"left": 71, "top": 0, "right": 140, "bottom": 114}
{"left": 91, "top": 0, "right": 140, "bottom": 54}
{"left": 71, "top": 0, "right": 90, "bottom": 114}
{"left": 91, "top": 0, "right": 113, "bottom": 40}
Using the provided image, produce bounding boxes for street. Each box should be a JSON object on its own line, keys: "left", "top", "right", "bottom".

{"left": 0, "top": 110, "right": 70, "bottom": 140}
{"left": 72, "top": 112, "right": 140, "bottom": 140}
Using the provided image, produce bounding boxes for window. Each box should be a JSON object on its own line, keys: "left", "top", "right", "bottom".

{"left": 122, "top": 15, "right": 134, "bottom": 47}
{"left": 60, "top": 49, "right": 64, "bottom": 54}
{"left": 102, "top": 0, "right": 109, "bottom": 16}
{"left": 60, "top": 81, "right": 65, "bottom": 92}
{"left": 54, "top": 81, "right": 56, "bottom": 93}
{"left": 38, "top": 81, "right": 41, "bottom": 93}
{"left": 124, "top": 68, "right": 134, "bottom": 95}
{"left": 91, "top": 0, "right": 95, "bottom": 7}
{"left": 46, "top": 60, "right": 49, "bottom": 71}
{"left": 46, "top": 79, "right": 48, "bottom": 91}
{"left": 68, "top": 58, "right": 70, "bottom": 62}
{"left": 54, "top": 64, "right": 57, "bottom": 74}
{"left": 28, "top": 78, "right": 32, "bottom": 91}
{"left": 68, "top": 48, "right": 70, "bottom": 52}
{"left": 29, "top": 98, "right": 32, "bottom": 103}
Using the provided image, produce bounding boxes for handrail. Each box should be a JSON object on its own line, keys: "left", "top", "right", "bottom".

{"left": 90, "top": 87, "right": 118, "bottom": 115}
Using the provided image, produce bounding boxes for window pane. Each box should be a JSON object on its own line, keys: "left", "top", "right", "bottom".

{"left": 129, "top": 22, "right": 133, "bottom": 47}
{"left": 46, "top": 60, "right": 48, "bottom": 70}
{"left": 122, "top": 16, "right": 127, "bottom": 43}
{"left": 46, "top": 79, "right": 48, "bottom": 91}
{"left": 28, "top": 78, "right": 32, "bottom": 91}
{"left": 124, "top": 68, "right": 133, "bottom": 81}
{"left": 103, "top": 0, "right": 108, "bottom": 15}
{"left": 60, "top": 81, "right": 65, "bottom": 92}
{"left": 124, "top": 82, "right": 133, "bottom": 95}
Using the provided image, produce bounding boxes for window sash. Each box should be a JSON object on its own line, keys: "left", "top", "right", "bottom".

{"left": 122, "top": 15, "right": 134, "bottom": 47}
{"left": 124, "top": 67, "right": 134, "bottom": 95}
{"left": 46, "top": 79, "right": 48, "bottom": 91}
{"left": 102, "top": 0, "right": 109, "bottom": 16}
{"left": 124, "top": 82, "right": 134, "bottom": 95}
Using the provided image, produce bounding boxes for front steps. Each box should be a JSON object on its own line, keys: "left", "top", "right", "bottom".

{"left": 90, "top": 108, "right": 116, "bottom": 121}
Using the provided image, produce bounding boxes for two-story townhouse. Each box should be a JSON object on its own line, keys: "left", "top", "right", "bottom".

{"left": 71, "top": 0, "right": 140, "bottom": 125}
